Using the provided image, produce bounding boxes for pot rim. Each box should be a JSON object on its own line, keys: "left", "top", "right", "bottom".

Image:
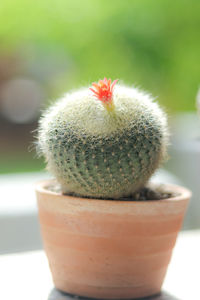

{"left": 36, "top": 179, "right": 191, "bottom": 204}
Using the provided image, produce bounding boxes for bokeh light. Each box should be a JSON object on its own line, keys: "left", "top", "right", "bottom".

{"left": 0, "top": 0, "right": 199, "bottom": 173}
{"left": 0, "top": 78, "right": 43, "bottom": 124}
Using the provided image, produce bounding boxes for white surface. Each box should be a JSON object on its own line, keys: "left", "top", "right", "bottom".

{"left": 0, "top": 250, "right": 52, "bottom": 300}
{"left": 0, "top": 230, "right": 199, "bottom": 300}
{"left": 163, "top": 230, "right": 200, "bottom": 300}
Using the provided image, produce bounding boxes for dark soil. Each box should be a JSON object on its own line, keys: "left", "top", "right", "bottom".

{"left": 48, "top": 182, "right": 176, "bottom": 201}
{"left": 121, "top": 185, "right": 175, "bottom": 201}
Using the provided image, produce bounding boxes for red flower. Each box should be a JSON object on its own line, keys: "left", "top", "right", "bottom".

{"left": 89, "top": 78, "right": 118, "bottom": 110}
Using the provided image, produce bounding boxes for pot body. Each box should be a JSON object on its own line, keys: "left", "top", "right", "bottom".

{"left": 36, "top": 180, "right": 190, "bottom": 299}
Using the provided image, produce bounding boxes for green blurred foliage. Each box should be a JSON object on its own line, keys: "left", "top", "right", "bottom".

{"left": 0, "top": 0, "right": 200, "bottom": 112}
{"left": 0, "top": 151, "right": 45, "bottom": 174}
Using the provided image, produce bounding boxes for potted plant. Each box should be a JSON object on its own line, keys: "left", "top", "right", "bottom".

{"left": 36, "top": 78, "right": 191, "bottom": 299}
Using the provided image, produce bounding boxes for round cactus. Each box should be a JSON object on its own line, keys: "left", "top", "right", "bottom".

{"left": 38, "top": 78, "right": 168, "bottom": 199}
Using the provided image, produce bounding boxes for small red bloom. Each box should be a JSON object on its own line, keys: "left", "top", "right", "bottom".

{"left": 89, "top": 78, "right": 118, "bottom": 110}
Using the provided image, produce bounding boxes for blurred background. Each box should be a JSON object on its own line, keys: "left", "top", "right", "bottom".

{"left": 0, "top": 0, "right": 200, "bottom": 253}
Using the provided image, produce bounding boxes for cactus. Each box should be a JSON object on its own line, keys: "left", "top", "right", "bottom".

{"left": 38, "top": 78, "right": 168, "bottom": 199}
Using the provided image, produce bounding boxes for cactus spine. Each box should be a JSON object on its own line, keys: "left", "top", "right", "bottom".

{"left": 38, "top": 78, "right": 168, "bottom": 199}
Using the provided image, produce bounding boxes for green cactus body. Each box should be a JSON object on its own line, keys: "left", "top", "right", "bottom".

{"left": 38, "top": 80, "right": 168, "bottom": 199}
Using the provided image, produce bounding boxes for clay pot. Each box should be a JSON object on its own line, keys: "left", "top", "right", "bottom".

{"left": 36, "top": 180, "right": 190, "bottom": 299}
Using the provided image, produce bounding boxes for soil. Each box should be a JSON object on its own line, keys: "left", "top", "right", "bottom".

{"left": 48, "top": 181, "right": 176, "bottom": 201}
{"left": 121, "top": 185, "right": 175, "bottom": 201}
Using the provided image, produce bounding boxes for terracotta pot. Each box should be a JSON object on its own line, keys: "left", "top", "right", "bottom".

{"left": 36, "top": 180, "right": 191, "bottom": 299}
